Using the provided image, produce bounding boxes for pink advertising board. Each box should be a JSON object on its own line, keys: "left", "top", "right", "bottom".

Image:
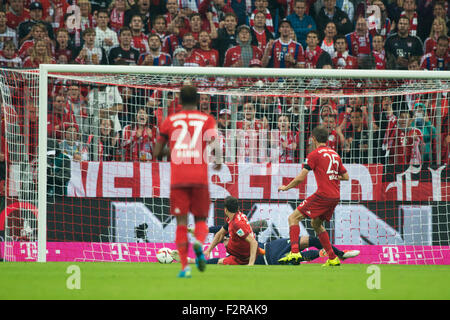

{"left": 1, "top": 243, "right": 450, "bottom": 265}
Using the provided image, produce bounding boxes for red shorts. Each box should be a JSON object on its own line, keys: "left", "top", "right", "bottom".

{"left": 222, "top": 255, "right": 248, "bottom": 265}
{"left": 296, "top": 193, "right": 339, "bottom": 222}
{"left": 170, "top": 186, "right": 210, "bottom": 218}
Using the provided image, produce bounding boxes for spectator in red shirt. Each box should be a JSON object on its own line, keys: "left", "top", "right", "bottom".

{"left": 22, "top": 38, "right": 56, "bottom": 67}
{"left": 194, "top": 30, "right": 219, "bottom": 67}
{"left": 87, "top": 117, "right": 120, "bottom": 161}
{"left": 164, "top": 0, "right": 184, "bottom": 35}
{"left": 304, "top": 30, "right": 331, "bottom": 68}
{"left": 122, "top": 106, "right": 157, "bottom": 162}
{"left": 47, "top": 93, "right": 77, "bottom": 141}
{"left": 181, "top": 32, "right": 207, "bottom": 66}
{"left": 369, "top": 0, "right": 392, "bottom": 39}
{"left": 18, "top": 22, "right": 51, "bottom": 60}
{"left": 371, "top": 33, "right": 386, "bottom": 69}
{"left": 180, "top": 12, "right": 217, "bottom": 41}
{"left": 67, "top": 83, "right": 89, "bottom": 140}
{"left": 198, "top": 0, "right": 235, "bottom": 30}
{"left": 424, "top": 17, "right": 447, "bottom": 54}
{"left": 237, "top": 102, "right": 264, "bottom": 131}
{"left": 345, "top": 15, "right": 373, "bottom": 63}
{"left": 250, "top": 10, "right": 274, "bottom": 53}
{"left": 124, "top": 0, "right": 152, "bottom": 34}
{"left": 385, "top": 109, "right": 424, "bottom": 166}
{"left": 45, "top": 0, "right": 69, "bottom": 31}
{"left": 343, "top": 107, "right": 369, "bottom": 164}
{"left": 78, "top": 0, "right": 96, "bottom": 32}
{"left": 224, "top": 24, "right": 263, "bottom": 67}
{"left": 53, "top": 28, "right": 73, "bottom": 64}
{"left": 151, "top": 15, "right": 167, "bottom": 39}
{"left": 271, "top": 114, "right": 297, "bottom": 163}
{"left": 332, "top": 34, "right": 358, "bottom": 69}
{"left": 249, "top": 0, "right": 275, "bottom": 35}
{"left": 0, "top": 40, "right": 22, "bottom": 68}
{"left": 6, "top": 0, "right": 30, "bottom": 30}
{"left": 109, "top": 0, "right": 129, "bottom": 33}
{"left": 138, "top": 33, "right": 172, "bottom": 66}
{"left": 129, "top": 14, "right": 149, "bottom": 54}
{"left": 420, "top": 35, "right": 450, "bottom": 70}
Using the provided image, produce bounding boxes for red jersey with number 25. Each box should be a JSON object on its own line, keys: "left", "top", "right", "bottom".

{"left": 158, "top": 110, "right": 217, "bottom": 187}
{"left": 306, "top": 146, "right": 347, "bottom": 199}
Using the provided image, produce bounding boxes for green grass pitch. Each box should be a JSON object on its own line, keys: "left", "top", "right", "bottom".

{"left": 0, "top": 262, "right": 449, "bottom": 300}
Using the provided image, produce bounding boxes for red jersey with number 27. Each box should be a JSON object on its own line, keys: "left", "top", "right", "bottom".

{"left": 306, "top": 146, "right": 347, "bottom": 199}
{"left": 158, "top": 110, "right": 217, "bottom": 187}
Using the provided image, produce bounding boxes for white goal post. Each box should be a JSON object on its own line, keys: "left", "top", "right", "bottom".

{"left": 2, "top": 64, "right": 450, "bottom": 263}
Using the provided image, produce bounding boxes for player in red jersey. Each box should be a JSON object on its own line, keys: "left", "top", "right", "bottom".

{"left": 278, "top": 125, "right": 349, "bottom": 266}
{"left": 153, "top": 84, "right": 221, "bottom": 278}
{"left": 204, "top": 196, "right": 260, "bottom": 265}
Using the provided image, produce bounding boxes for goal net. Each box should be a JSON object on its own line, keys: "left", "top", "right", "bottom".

{"left": 1, "top": 65, "right": 449, "bottom": 264}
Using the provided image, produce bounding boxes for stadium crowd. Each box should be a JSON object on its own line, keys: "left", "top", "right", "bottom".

{"left": 0, "top": 0, "right": 450, "bottom": 198}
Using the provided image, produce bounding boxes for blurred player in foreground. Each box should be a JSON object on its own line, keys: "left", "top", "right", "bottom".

{"left": 153, "top": 84, "right": 221, "bottom": 278}
{"left": 278, "top": 125, "right": 349, "bottom": 266}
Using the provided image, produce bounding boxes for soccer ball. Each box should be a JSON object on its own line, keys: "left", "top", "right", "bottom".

{"left": 156, "top": 248, "right": 174, "bottom": 264}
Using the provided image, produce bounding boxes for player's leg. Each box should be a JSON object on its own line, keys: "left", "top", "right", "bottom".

{"left": 170, "top": 187, "right": 192, "bottom": 277}
{"left": 301, "top": 235, "right": 346, "bottom": 258}
{"left": 288, "top": 208, "right": 306, "bottom": 253}
{"left": 193, "top": 217, "right": 208, "bottom": 272}
{"left": 278, "top": 209, "right": 305, "bottom": 265}
{"left": 190, "top": 187, "right": 211, "bottom": 272}
{"left": 310, "top": 218, "right": 340, "bottom": 266}
{"left": 175, "top": 214, "right": 192, "bottom": 276}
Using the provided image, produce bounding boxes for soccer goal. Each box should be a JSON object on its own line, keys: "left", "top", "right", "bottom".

{"left": 1, "top": 65, "right": 449, "bottom": 264}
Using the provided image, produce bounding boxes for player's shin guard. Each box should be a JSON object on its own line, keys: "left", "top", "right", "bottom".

{"left": 176, "top": 225, "right": 189, "bottom": 269}
{"left": 318, "top": 231, "right": 337, "bottom": 260}
{"left": 289, "top": 225, "right": 300, "bottom": 253}
{"left": 194, "top": 220, "right": 208, "bottom": 244}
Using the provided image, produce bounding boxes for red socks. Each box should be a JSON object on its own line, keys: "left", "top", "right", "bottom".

{"left": 289, "top": 225, "right": 300, "bottom": 253}
{"left": 176, "top": 225, "right": 189, "bottom": 269}
{"left": 194, "top": 220, "right": 208, "bottom": 244}
{"left": 318, "top": 231, "right": 337, "bottom": 260}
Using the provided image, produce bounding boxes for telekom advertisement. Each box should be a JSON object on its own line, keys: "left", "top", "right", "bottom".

{"left": 1, "top": 162, "right": 450, "bottom": 264}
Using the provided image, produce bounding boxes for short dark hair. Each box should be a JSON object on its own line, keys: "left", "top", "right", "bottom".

{"left": 438, "top": 35, "right": 449, "bottom": 42}
{"left": 312, "top": 125, "right": 329, "bottom": 143}
{"left": 307, "top": 30, "right": 319, "bottom": 38}
{"left": 179, "top": 85, "right": 199, "bottom": 106}
{"left": 224, "top": 196, "right": 239, "bottom": 213}
{"left": 334, "top": 34, "right": 346, "bottom": 43}
{"left": 119, "top": 26, "right": 132, "bottom": 36}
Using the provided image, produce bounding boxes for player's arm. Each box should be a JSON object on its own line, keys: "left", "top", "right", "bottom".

{"left": 153, "top": 132, "right": 169, "bottom": 159}
{"left": 207, "top": 122, "right": 222, "bottom": 170}
{"left": 246, "top": 234, "right": 259, "bottom": 266}
{"left": 338, "top": 171, "right": 349, "bottom": 181}
{"left": 208, "top": 135, "right": 222, "bottom": 170}
{"left": 278, "top": 167, "right": 309, "bottom": 191}
{"left": 204, "top": 227, "right": 227, "bottom": 257}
